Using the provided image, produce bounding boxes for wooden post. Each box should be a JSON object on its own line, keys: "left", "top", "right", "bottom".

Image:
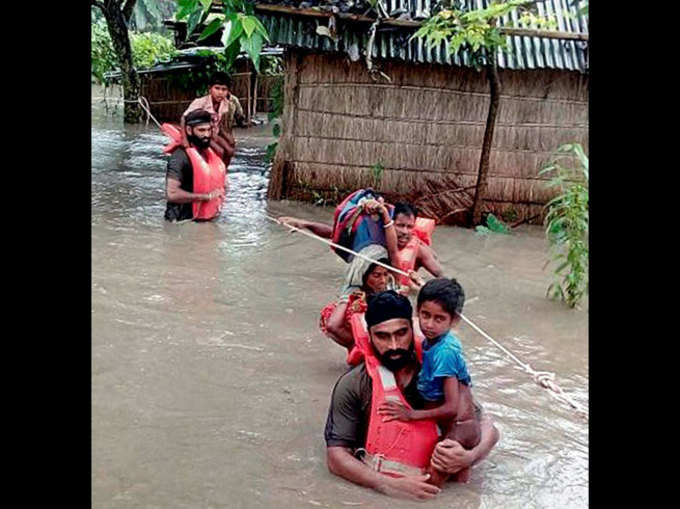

{"left": 252, "top": 74, "right": 258, "bottom": 121}
{"left": 471, "top": 54, "right": 501, "bottom": 226}
{"left": 246, "top": 66, "right": 252, "bottom": 125}
{"left": 267, "top": 51, "right": 301, "bottom": 200}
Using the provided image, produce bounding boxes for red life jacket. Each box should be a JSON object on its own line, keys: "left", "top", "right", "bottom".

{"left": 349, "top": 314, "right": 440, "bottom": 476}
{"left": 395, "top": 217, "right": 436, "bottom": 286}
{"left": 161, "top": 123, "right": 226, "bottom": 221}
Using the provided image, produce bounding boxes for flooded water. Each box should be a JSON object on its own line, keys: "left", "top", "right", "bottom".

{"left": 92, "top": 107, "right": 588, "bottom": 508}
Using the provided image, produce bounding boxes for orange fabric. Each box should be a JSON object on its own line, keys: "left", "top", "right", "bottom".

{"left": 350, "top": 314, "right": 439, "bottom": 475}
{"left": 413, "top": 218, "right": 435, "bottom": 246}
{"left": 188, "top": 148, "right": 226, "bottom": 220}
{"left": 160, "top": 123, "right": 226, "bottom": 221}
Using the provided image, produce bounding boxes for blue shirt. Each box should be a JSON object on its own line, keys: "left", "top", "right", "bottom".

{"left": 417, "top": 331, "right": 472, "bottom": 402}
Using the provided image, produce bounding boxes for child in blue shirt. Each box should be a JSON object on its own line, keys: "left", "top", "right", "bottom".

{"left": 378, "top": 278, "right": 480, "bottom": 486}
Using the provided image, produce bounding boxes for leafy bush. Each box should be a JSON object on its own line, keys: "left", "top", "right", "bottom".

{"left": 540, "top": 143, "right": 589, "bottom": 308}
{"left": 91, "top": 19, "right": 177, "bottom": 84}
{"left": 91, "top": 20, "right": 118, "bottom": 84}
{"left": 475, "top": 213, "right": 511, "bottom": 235}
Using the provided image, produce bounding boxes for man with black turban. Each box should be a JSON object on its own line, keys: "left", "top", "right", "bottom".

{"left": 324, "top": 291, "right": 499, "bottom": 501}
{"left": 164, "top": 109, "right": 226, "bottom": 222}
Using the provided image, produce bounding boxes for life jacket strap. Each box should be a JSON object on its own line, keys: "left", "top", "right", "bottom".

{"left": 360, "top": 451, "right": 425, "bottom": 477}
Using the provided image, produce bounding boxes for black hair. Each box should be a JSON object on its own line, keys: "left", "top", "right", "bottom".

{"left": 211, "top": 71, "right": 232, "bottom": 88}
{"left": 362, "top": 258, "right": 390, "bottom": 288}
{"left": 393, "top": 202, "right": 417, "bottom": 219}
{"left": 416, "top": 278, "right": 465, "bottom": 317}
{"left": 365, "top": 290, "right": 413, "bottom": 329}
{"left": 185, "top": 108, "right": 212, "bottom": 126}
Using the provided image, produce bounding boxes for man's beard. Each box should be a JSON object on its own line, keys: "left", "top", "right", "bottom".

{"left": 189, "top": 134, "right": 211, "bottom": 149}
{"left": 375, "top": 343, "right": 415, "bottom": 372}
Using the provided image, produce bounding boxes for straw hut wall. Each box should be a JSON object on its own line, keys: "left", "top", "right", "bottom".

{"left": 268, "top": 50, "right": 588, "bottom": 224}
{"left": 132, "top": 61, "right": 282, "bottom": 123}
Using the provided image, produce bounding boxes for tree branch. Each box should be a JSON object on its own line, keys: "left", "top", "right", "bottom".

{"left": 122, "top": 0, "right": 137, "bottom": 23}
{"left": 91, "top": 0, "right": 106, "bottom": 12}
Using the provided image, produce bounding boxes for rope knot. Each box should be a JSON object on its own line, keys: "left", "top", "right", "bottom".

{"left": 533, "top": 371, "right": 557, "bottom": 390}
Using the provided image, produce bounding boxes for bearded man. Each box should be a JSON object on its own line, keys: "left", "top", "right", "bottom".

{"left": 324, "top": 291, "right": 499, "bottom": 501}
{"left": 164, "top": 109, "right": 226, "bottom": 222}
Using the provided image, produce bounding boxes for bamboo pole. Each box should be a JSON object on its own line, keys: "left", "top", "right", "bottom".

{"left": 253, "top": 73, "right": 258, "bottom": 120}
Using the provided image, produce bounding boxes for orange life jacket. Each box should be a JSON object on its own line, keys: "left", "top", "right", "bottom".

{"left": 161, "top": 123, "right": 226, "bottom": 221}
{"left": 395, "top": 218, "right": 435, "bottom": 286}
{"left": 349, "top": 314, "right": 440, "bottom": 476}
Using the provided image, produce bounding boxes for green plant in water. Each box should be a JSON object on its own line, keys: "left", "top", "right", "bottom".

{"left": 539, "top": 143, "right": 589, "bottom": 309}
{"left": 371, "top": 162, "right": 384, "bottom": 190}
{"left": 475, "top": 213, "right": 511, "bottom": 235}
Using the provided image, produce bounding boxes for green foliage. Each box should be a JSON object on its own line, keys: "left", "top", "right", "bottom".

{"left": 130, "top": 0, "right": 178, "bottom": 32}
{"left": 166, "top": 48, "right": 232, "bottom": 94}
{"left": 91, "top": 19, "right": 177, "bottom": 84}
{"left": 265, "top": 75, "right": 284, "bottom": 164}
{"left": 265, "top": 141, "right": 278, "bottom": 163}
{"left": 570, "top": 0, "right": 589, "bottom": 17}
{"left": 539, "top": 143, "right": 589, "bottom": 309}
{"left": 91, "top": 19, "right": 118, "bottom": 84}
{"left": 371, "top": 162, "right": 384, "bottom": 189}
{"left": 411, "top": 0, "right": 554, "bottom": 69}
{"left": 175, "top": 0, "right": 270, "bottom": 73}
{"left": 501, "top": 207, "right": 518, "bottom": 223}
{"left": 133, "top": 31, "right": 178, "bottom": 67}
{"left": 475, "top": 213, "right": 511, "bottom": 235}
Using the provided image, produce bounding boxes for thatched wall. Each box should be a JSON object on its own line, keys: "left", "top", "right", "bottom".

{"left": 267, "top": 51, "right": 588, "bottom": 224}
{"left": 138, "top": 70, "right": 282, "bottom": 123}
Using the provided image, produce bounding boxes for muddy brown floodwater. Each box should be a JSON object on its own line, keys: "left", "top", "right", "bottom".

{"left": 92, "top": 106, "right": 588, "bottom": 508}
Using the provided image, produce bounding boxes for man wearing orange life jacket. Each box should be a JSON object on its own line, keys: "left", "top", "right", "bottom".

{"left": 390, "top": 203, "right": 443, "bottom": 293}
{"left": 278, "top": 200, "right": 443, "bottom": 290}
{"left": 324, "top": 291, "right": 499, "bottom": 501}
{"left": 164, "top": 109, "right": 226, "bottom": 222}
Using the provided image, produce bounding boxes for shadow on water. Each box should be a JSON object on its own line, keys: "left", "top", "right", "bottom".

{"left": 92, "top": 111, "right": 588, "bottom": 509}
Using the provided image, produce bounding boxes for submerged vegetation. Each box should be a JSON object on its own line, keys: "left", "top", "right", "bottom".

{"left": 475, "top": 213, "right": 511, "bottom": 235}
{"left": 540, "top": 143, "right": 589, "bottom": 309}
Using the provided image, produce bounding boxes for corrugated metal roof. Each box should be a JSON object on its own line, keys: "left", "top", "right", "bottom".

{"left": 256, "top": 0, "right": 588, "bottom": 73}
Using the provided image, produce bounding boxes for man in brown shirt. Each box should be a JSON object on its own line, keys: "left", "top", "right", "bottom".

{"left": 180, "top": 72, "right": 245, "bottom": 166}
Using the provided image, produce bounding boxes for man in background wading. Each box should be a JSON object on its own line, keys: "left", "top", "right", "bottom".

{"left": 164, "top": 109, "right": 225, "bottom": 222}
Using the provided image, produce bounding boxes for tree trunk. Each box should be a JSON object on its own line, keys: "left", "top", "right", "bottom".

{"left": 101, "top": 5, "right": 141, "bottom": 123}
{"left": 470, "top": 53, "right": 501, "bottom": 226}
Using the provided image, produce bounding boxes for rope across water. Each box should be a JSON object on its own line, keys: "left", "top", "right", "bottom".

{"left": 264, "top": 213, "right": 588, "bottom": 421}
{"left": 96, "top": 96, "right": 588, "bottom": 420}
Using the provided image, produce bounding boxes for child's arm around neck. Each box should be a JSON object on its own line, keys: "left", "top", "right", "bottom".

{"left": 378, "top": 376, "right": 460, "bottom": 423}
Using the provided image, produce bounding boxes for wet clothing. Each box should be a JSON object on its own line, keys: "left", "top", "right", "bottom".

{"left": 319, "top": 244, "right": 396, "bottom": 337}
{"left": 164, "top": 148, "right": 193, "bottom": 222}
{"left": 417, "top": 331, "right": 471, "bottom": 402}
{"left": 324, "top": 362, "right": 425, "bottom": 449}
{"left": 319, "top": 290, "right": 367, "bottom": 337}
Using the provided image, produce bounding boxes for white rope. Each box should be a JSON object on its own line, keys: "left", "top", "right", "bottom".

{"left": 136, "top": 96, "right": 162, "bottom": 129}
{"left": 265, "top": 212, "right": 588, "bottom": 421}
{"left": 92, "top": 95, "right": 163, "bottom": 129}
{"left": 264, "top": 214, "right": 406, "bottom": 276}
